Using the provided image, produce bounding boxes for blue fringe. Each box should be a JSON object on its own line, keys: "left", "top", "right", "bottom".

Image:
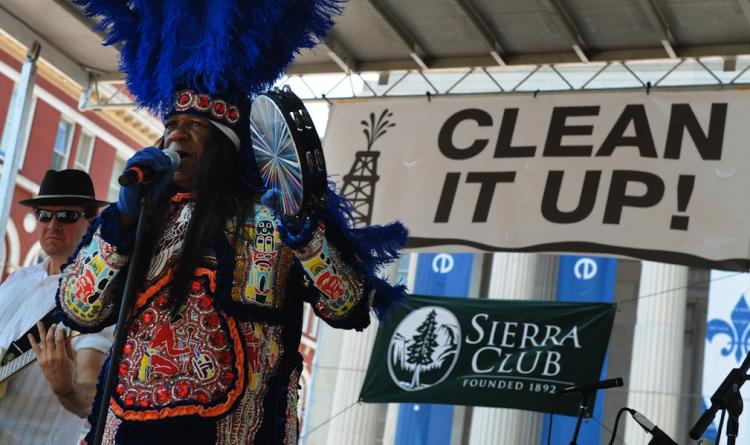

{"left": 74, "top": 0, "right": 344, "bottom": 114}
{"left": 261, "top": 183, "right": 408, "bottom": 320}
{"left": 320, "top": 182, "right": 408, "bottom": 320}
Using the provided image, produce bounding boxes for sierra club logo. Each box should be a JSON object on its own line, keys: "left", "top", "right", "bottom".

{"left": 388, "top": 306, "right": 460, "bottom": 391}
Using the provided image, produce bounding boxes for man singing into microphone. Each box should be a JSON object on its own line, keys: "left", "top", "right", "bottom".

{"left": 54, "top": 2, "right": 407, "bottom": 444}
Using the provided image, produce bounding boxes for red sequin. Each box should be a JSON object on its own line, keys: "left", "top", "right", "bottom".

{"left": 119, "top": 362, "right": 129, "bottom": 376}
{"left": 123, "top": 342, "right": 134, "bottom": 355}
{"left": 155, "top": 295, "right": 168, "bottom": 307}
{"left": 195, "top": 392, "right": 209, "bottom": 404}
{"left": 138, "top": 394, "right": 150, "bottom": 407}
{"left": 205, "top": 313, "right": 220, "bottom": 328}
{"left": 175, "top": 382, "right": 190, "bottom": 399}
{"left": 198, "top": 295, "right": 212, "bottom": 309}
{"left": 142, "top": 310, "right": 155, "bottom": 324}
{"left": 220, "top": 371, "right": 234, "bottom": 385}
{"left": 191, "top": 280, "right": 202, "bottom": 293}
{"left": 157, "top": 387, "right": 169, "bottom": 404}
{"left": 124, "top": 394, "right": 135, "bottom": 406}
{"left": 210, "top": 331, "right": 226, "bottom": 347}
{"left": 116, "top": 384, "right": 125, "bottom": 395}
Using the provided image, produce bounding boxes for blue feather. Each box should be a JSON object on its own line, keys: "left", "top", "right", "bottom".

{"left": 320, "top": 181, "right": 409, "bottom": 320}
{"left": 74, "top": 0, "right": 344, "bottom": 113}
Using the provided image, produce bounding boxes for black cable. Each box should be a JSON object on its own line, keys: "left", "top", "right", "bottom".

{"left": 716, "top": 409, "right": 726, "bottom": 445}
{"left": 547, "top": 413, "right": 553, "bottom": 445}
{"left": 607, "top": 407, "right": 634, "bottom": 445}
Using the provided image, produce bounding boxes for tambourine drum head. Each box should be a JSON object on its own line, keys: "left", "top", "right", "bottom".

{"left": 250, "top": 95, "right": 304, "bottom": 216}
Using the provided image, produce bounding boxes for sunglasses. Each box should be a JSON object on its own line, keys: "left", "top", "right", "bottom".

{"left": 35, "top": 209, "right": 86, "bottom": 224}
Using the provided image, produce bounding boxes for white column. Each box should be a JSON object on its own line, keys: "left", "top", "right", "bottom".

{"left": 624, "top": 261, "right": 687, "bottom": 443}
{"left": 468, "top": 253, "right": 558, "bottom": 445}
{"left": 326, "top": 322, "right": 381, "bottom": 445}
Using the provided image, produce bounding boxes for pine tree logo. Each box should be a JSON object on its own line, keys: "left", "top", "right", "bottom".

{"left": 388, "top": 306, "right": 461, "bottom": 391}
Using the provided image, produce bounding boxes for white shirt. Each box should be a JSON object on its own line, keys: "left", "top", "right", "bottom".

{"left": 0, "top": 258, "right": 114, "bottom": 445}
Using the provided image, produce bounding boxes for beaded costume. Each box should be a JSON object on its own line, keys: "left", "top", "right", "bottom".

{"left": 55, "top": 1, "right": 407, "bottom": 443}
{"left": 57, "top": 187, "right": 401, "bottom": 443}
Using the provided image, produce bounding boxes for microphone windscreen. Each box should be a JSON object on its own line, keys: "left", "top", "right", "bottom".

{"left": 163, "top": 146, "right": 181, "bottom": 169}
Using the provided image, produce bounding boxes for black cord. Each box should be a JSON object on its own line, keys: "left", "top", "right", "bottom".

{"left": 547, "top": 414, "right": 553, "bottom": 445}
{"left": 607, "top": 407, "right": 633, "bottom": 445}
{"left": 716, "top": 409, "right": 726, "bottom": 445}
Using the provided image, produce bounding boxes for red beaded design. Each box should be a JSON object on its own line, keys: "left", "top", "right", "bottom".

{"left": 110, "top": 270, "right": 246, "bottom": 421}
{"left": 171, "top": 89, "right": 241, "bottom": 126}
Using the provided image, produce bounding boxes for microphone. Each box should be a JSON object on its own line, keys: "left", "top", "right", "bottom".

{"left": 559, "top": 377, "right": 623, "bottom": 395}
{"left": 631, "top": 410, "right": 678, "bottom": 445}
{"left": 118, "top": 147, "right": 180, "bottom": 187}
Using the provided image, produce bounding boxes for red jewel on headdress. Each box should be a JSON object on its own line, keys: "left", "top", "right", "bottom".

{"left": 119, "top": 362, "right": 129, "bottom": 376}
{"left": 116, "top": 384, "right": 126, "bottom": 395}
{"left": 155, "top": 294, "right": 168, "bottom": 307}
{"left": 123, "top": 342, "right": 134, "bottom": 355}
{"left": 175, "top": 90, "right": 193, "bottom": 112}
{"left": 195, "top": 95, "right": 211, "bottom": 111}
{"left": 226, "top": 107, "right": 240, "bottom": 124}
{"left": 212, "top": 101, "right": 226, "bottom": 118}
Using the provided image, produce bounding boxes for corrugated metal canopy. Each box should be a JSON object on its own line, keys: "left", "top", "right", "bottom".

{"left": 290, "top": 0, "right": 750, "bottom": 73}
{"left": 2, "top": 0, "right": 750, "bottom": 83}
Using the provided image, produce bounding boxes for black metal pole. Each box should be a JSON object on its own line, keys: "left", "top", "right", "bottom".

{"left": 569, "top": 391, "right": 592, "bottom": 445}
{"left": 92, "top": 189, "right": 152, "bottom": 445}
{"left": 691, "top": 351, "right": 750, "bottom": 440}
{"left": 726, "top": 393, "right": 743, "bottom": 445}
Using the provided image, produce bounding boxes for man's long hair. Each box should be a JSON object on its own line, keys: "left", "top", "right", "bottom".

{"left": 140, "top": 127, "right": 254, "bottom": 315}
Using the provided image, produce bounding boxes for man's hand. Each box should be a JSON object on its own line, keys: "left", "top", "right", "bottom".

{"left": 28, "top": 322, "right": 76, "bottom": 396}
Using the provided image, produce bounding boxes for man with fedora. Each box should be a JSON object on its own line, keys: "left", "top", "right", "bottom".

{"left": 0, "top": 169, "right": 113, "bottom": 445}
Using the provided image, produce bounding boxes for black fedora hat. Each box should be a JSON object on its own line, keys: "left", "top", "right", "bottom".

{"left": 19, "top": 169, "right": 110, "bottom": 208}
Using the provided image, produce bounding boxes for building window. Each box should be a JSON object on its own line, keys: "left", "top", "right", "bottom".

{"left": 107, "top": 155, "right": 126, "bottom": 202}
{"left": 50, "top": 117, "right": 74, "bottom": 170}
{"left": 73, "top": 131, "right": 95, "bottom": 171}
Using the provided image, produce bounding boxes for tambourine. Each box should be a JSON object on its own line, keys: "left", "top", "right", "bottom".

{"left": 250, "top": 86, "right": 328, "bottom": 219}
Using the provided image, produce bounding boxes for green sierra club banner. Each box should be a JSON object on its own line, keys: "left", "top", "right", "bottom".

{"left": 360, "top": 295, "right": 616, "bottom": 416}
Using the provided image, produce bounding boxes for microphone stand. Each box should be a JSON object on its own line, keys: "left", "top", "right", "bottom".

{"left": 690, "top": 350, "right": 750, "bottom": 445}
{"left": 92, "top": 186, "right": 154, "bottom": 445}
{"left": 570, "top": 390, "right": 594, "bottom": 445}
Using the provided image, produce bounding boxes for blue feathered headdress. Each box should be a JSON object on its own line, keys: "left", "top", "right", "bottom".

{"left": 75, "top": 0, "right": 343, "bottom": 114}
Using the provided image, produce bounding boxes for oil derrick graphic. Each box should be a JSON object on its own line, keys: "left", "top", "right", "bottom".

{"left": 341, "top": 109, "right": 395, "bottom": 226}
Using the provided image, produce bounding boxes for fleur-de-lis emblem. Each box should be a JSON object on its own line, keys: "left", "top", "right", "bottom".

{"left": 707, "top": 295, "right": 750, "bottom": 363}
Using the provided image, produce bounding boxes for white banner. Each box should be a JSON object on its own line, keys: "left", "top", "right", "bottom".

{"left": 703, "top": 271, "right": 750, "bottom": 442}
{"left": 324, "top": 90, "right": 750, "bottom": 269}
